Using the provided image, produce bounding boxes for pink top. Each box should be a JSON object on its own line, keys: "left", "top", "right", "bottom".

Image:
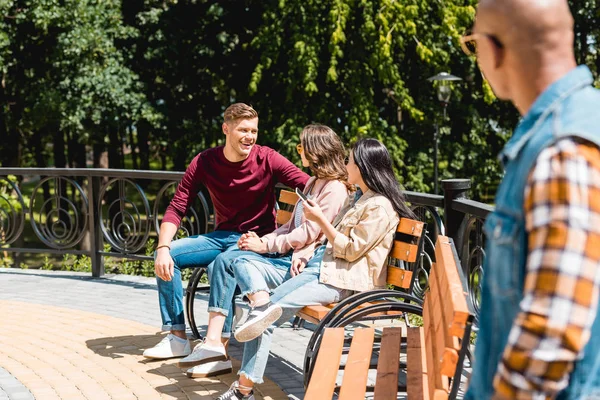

{"left": 162, "top": 145, "right": 310, "bottom": 236}
{"left": 261, "top": 176, "right": 350, "bottom": 262}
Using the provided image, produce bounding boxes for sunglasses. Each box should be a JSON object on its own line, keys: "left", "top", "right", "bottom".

{"left": 296, "top": 144, "right": 303, "bottom": 155}
{"left": 460, "top": 32, "right": 504, "bottom": 56}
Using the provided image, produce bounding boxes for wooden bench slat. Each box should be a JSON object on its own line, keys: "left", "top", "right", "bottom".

{"left": 305, "top": 328, "right": 345, "bottom": 400}
{"left": 298, "top": 299, "right": 402, "bottom": 325}
{"left": 397, "top": 218, "right": 425, "bottom": 237}
{"left": 279, "top": 189, "right": 299, "bottom": 206}
{"left": 374, "top": 327, "right": 402, "bottom": 400}
{"left": 339, "top": 328, "right": 376, "bottom": 400}
{"left": 435, "top": 238, "right": 470, "bottom": 327}
{"left": 423, "top": 296, "right": 439, "bottom": 398}
{"left": 429, "top": 264, "right": 461, "bottom": 378}
{"left": 276, "top": 210, "right": 293, "bottom": 225}
{"left": 424, "top": 294, "right": 449, "bottom": 395}
{"left": 407, "top": 326, "right": 429, "bottom": 400}
{"left": 391, "top": 241, "right": 419, "bottom": 262}
{"left": 387, "top": 265, "right": 413, "bottom": 289}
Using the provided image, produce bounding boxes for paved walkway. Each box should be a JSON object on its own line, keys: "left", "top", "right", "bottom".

{"left": 0, "top": 268, "right": 313, "bottom": 400}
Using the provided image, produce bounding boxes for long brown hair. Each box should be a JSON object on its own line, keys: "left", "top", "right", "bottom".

{"left": 300, "top": 124, "right": 354, "bottom": 192}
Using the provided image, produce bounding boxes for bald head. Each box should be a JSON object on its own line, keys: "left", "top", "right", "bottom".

{"left": 476, "top": 0, "right": 574, "bottom": 52}
{"left": 473, "top": 0, "right": 577, "bottom": 115}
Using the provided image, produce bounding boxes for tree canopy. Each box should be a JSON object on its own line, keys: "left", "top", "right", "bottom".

{"left": 1, "top": 0, "right": 597, "bottom": 200}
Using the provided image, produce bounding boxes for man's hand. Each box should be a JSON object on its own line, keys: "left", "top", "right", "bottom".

{"left": 290, "top": 258, "right": 306, "bottom": 277}
{"left": 155, "top": 247, "right": 174, "bottom": 281}
{"left": 238, "top": 231, "right": 268, "bottom": 253}
{"left": 237, "top": 231, "right": 259, "bottom": 247}
{"left": 302, "top": 199, "right": 325, "bottom": 223}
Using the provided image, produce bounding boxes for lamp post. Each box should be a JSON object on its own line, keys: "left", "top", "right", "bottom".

{"left": 427, "top": 72, "right": 462, "bottom": 195}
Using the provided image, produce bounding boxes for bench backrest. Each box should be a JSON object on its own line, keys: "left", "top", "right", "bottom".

{"left": 419, "top": 235, "right": 473, "bottom": 399}
{"left": 386, "top": 218, "right": 426, "bottom": 291}
{"left": 276, "top": 189, "right": 299, "bottom": 226}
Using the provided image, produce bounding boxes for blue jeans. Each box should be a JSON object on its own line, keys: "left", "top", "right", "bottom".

{"left": 156, "top": 231, "right": 241, "bottom": 332}
{"left": 208, "top": 252, "right": 292, "bottom": 338}
{"left": 238, "top": 247, "right": 353, "bottom": 383}
{"left": 231, "top": 252, "right": 293, "bottom": 301}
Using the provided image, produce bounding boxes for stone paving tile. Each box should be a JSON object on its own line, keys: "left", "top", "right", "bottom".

{"left": 0, "top": 300, "right": 287, "bottom": 400}
{"left": 0, "top": 268, "right": 308, "bottom": 399}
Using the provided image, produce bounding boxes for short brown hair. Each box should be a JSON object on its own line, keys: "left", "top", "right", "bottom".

{"left": 223, "top": 103, "right": 258, "bottom": 123}
{"left": 300, "top": 124, "right": 354, "bottom": 192}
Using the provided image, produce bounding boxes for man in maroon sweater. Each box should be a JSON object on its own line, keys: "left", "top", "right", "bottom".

{"left": 143, "top": 103, "right": 309, "bottom": 360}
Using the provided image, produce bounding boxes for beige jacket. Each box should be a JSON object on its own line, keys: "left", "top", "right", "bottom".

{"left": 261, "top": 177, "right": 349, "bottom": 262}
{"left": 319, "top": 189, "right": 399, "bottom": 292}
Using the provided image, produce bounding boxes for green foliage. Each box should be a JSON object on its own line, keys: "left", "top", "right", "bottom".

{"left": 0, "top": 0, "right": 597, "bottom": 200}
{"left": 0, "top": 256, "right": 13, "bottom": 268}
{"left": 61, "top": 253, "right": 92, "bottom": 273}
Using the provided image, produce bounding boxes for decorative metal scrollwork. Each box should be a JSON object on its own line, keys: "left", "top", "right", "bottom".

{"left": 0, "top": 177, "right": 26, "bottom": 246}
{"left": 99, "top": 178, "right": 151, "bottom": 254}
{"left": 29, "top": 177, "right": 89, "bottom": 249}
{"left": 407, "top": 205, "right": 445, "bottom": 300}
{"left": 154, "top": 181, "right": 210, "bottom": 238}
{"left": 462, "top": 216, "right": 486, "bottom": 323}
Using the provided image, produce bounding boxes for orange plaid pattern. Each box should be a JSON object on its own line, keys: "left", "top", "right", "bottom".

{"left": 494, "top": 139, "right": 600, "bottom": 398}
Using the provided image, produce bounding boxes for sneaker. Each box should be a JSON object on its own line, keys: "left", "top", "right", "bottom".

{"left": 217, "top": 381, "right": 255, "bottom": 400}
{"left": 143, "top": 334, "right": 191, "bottom": 359}
{"left": 186, "top": 359, "right": 233, "bottom": 378}
{"left": 234, "top": 302, "right": 282, "bottom": 343}
{"left": 177, "top": 340, "right": 228, "bottom": 368}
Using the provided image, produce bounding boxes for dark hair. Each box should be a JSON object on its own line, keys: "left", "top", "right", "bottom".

{"left": 351, "top": 138, "right": 416, "bottom": 219}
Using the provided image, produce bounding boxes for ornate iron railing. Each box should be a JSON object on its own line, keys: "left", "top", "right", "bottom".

{"left": 0, "top": 169, "right": 493, "bottom": 321}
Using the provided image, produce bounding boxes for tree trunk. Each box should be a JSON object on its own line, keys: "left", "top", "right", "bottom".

{"left": 137, "top": 120, "right": 151, "bottom": 171}
{"left": 107, "top": 126, "right": 123, "bottom": 169}
{"left": 127, "top": 125, "right": 138, "bottom": 170}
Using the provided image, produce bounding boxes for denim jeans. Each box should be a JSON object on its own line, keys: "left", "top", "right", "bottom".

{"left": 156, "top": 230, "right": 241, "bottom": 332}
{"left": 231, "top": 252, "right": 293, "bottom": 301}
{"left": 238, "top": 246, "right": 353, "bottom": 383}
{"left": 207, "top": 249, "right": 290, "bottom": 338}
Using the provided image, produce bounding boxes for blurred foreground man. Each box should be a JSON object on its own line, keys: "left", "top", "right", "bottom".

{"left": 461, "top": 0, "right": 600, "bottom": 398}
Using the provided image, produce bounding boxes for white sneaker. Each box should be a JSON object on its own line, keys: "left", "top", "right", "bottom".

{"left": 178, "top": 340, "right": 228, "bottom": 368}
{"left": 143, "top": 334, "right": 191, "bottom": 359}
{"left": 234, "top": 302, "right": 282, "bottom": 343}
{"left": 186, "top": 359, "right": 233, "bottom": 378}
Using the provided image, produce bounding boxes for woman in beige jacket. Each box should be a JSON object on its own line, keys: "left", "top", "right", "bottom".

{"left": 180, "top": 124, "right": 352, "bottom": 376}
{"left": 217, "top": 138, "right": 415, "bottom": 400}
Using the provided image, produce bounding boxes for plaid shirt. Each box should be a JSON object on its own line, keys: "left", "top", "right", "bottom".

{"left": 494, "top": 138, "right": 600, "bottom": 398}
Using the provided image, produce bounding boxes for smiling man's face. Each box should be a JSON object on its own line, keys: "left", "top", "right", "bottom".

{"left": 223, "top": 117, "right": 259, "bottom": 162}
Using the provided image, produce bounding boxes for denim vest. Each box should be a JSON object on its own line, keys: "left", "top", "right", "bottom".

{"left": 466, "top": 66, "right": 600, "bottom": 399}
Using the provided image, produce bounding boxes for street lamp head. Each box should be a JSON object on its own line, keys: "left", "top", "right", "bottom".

{"left": 438, "top": 85, "right": 452, "bottom": 103}
{"left": 427, "top": 72, "right": 462, "bottom": 106}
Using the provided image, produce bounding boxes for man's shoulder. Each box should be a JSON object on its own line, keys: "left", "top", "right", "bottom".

{"left": 198, "top": 146, "right": 224, "bottom": 159}
{"left": 253, "top": 144, "right": 277, "bottom": 157}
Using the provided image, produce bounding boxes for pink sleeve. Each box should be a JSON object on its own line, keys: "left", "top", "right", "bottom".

{"left": 162, "top": 153, "right": 205, "bottom": 226}
{"left": 263, "top": 180, "right": 349, "bottom": 254}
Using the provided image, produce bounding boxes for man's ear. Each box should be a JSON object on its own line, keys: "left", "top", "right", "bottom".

{"left": 222, "top": 122, "right": 229, "bottom": 136}
{"left": 492, "top": 39, "right": 505, "bottom": 69}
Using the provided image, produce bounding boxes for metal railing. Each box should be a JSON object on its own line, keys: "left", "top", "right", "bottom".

{"left": 0, "top": 168, "right": 493, "bottom": 320}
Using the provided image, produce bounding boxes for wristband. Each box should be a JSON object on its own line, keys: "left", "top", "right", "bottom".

{"left": 156, "top": 244, "right": 171, "bottom": 251}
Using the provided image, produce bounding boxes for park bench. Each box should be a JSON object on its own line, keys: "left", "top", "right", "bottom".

{"left": 303, "top": 235, "right": 474, "bottom": 399}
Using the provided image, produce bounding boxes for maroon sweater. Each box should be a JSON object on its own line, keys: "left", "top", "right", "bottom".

{"left": 163, "top": 145, "right": 310, "bottom": 236}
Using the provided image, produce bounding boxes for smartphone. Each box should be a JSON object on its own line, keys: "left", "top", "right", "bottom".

{"left": 295, "top": 187, "right": 309, "bottom": 202}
